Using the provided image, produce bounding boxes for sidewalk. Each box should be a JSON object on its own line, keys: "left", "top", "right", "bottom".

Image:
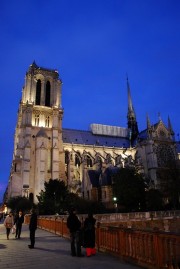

{"left": 0, "top": 223, "right": 142, "bottom": 269}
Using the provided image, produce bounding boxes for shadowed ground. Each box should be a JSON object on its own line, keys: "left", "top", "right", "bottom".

{"left": 0, "top": 222, "right": 142, "bottom": 269}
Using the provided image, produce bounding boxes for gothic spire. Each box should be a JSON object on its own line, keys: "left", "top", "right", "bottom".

{"left": 127, "top": 77, "right": 139, "bottom": 142}
{"left": 168, "top": 115, "right": 174, "bottom": 136}
{"left": 127, "top": 77, "right": 135, "bottom": 117}
{"left": 146, "top": 113, "right": 151, "bottom": 129}
{"left": 158, "top": 112, "right": 162, "bottom": 122}
{"left": 146, "top": 113, "right": 153, "bottom": 139}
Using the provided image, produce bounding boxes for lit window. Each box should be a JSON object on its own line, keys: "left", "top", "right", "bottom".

{"left": 35, "top": 114, "right": 40, "bottom": 126}
{"left": 45, "top": 116, "right": 50, "bottom": 127}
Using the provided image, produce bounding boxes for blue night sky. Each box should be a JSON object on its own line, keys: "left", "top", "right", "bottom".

{"left": 0, "top": 0, "right": 180, "bottom": 202}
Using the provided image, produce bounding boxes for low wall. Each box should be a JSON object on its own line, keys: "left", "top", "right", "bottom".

{"left": 24, "top": 213, "right": 180, "bottom": 269}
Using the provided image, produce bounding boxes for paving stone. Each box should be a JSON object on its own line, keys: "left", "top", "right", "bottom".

{"left": 0, "top": 223, "right": 141, "bottom": 269}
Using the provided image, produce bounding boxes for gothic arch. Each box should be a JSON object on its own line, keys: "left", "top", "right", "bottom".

{"left": 83, "top": 152, "right": 93, "bottom": 167}
{"left": 86, "top": 155, "right": 93, "bottom": 167}
{"left": 65, "top": 150, "right": 70, "bottom": 165}
{"left": 75, "top": 152, "right": 81, "bottom": 167}
{"left": 115, "top": 154, "right": 123, "bottom": 167}
{"left": 105, "top": 153, "right": 112, "bottom": 164}
{"left": 94, "top": 153, "right": 103, "bottom": 169}
{"left": 29, "top": 193, "right": 34, "bottom": 203}
{"left": 35, "top": 79, "right": 41, "bottom": 105}
{"left": 45, "top": 81, "right": 51, "bottom": 107}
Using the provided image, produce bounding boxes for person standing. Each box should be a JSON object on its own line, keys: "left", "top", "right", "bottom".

{"left": 4, "top": 211, "right": 14, "bottom": 240}
{"left": 28, "top": 208, "right": 37, "bottom": 249}
{"left": 83, "top": 213, "right": 96, "bottom": 257}
{"left": 14, "top": 210, "right": 24, "bottom": 239}
{"left": 67, "top": 208, "right": 84, "bottom": 257}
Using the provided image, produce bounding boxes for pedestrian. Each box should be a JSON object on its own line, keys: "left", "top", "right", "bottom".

{"left": 83, "top": 213, "right": 96, "bottom": 257}
{"left": 14, "top": 210, "right": 24, "bottom": 239}
{"left": 67, "top": 207, "right": 84, "bottom": 257}
{"left": 28, "top": 208, "right": 37, "bottom": 249}
{"left": 4, "top": 211, "right": 14, "bottom": 240}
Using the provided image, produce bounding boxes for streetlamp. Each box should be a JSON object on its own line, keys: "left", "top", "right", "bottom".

{"left": 113, "top": 197, "right": 118, "bottom": 212}
{"left": 113, "top": 197, "right": 117, "bottom": 202}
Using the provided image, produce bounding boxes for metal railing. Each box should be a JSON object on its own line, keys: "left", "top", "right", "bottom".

{"left": 25, "top": 215, "right": 180, "bottom": 269}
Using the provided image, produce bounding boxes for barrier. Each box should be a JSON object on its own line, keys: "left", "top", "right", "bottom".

{"left": 25, "top": 215, "right": 180, "bottom": 269}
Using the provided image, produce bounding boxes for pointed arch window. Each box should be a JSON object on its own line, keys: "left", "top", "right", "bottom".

{"left": 75, "top": 154, "right": 81, "bottom": 167}
{"left": 45, "top": 115, "right": 50, "bottom": 127}
{"left": 87, "top": 155, "right": 92, "bottom": 168}
{"left": 35, "top": 79, "right": 41, "bottom": 105}
{"left": 35, "top": 114, "right": 40, "bottom": 126}
{"left": 96, "top": 155, "right": 102, "bottom": 166}
{"left": 65, "top": 151, "right": 69, "bottom": 165}
{"left": 29, "top": 193, "right": 34, "bottom": 203}
{"left": 45, "top": 81, "right": 51, "bottom": 107}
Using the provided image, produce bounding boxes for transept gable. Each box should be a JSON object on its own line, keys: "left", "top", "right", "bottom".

{"left": 154, "top": 121, "right": 169, "bottom": 140}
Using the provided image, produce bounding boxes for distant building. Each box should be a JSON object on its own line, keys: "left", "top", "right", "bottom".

{"left": 7, "top": 62, "right": 180, "bottom": 206}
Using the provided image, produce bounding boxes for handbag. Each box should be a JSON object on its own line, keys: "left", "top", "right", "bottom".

{"left": 11, "top": 225, "right": 16, "bottom": 234}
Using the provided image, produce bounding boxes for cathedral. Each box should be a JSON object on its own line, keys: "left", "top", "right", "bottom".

{"left": 7, "top": 62, "right": 180, "bottom": 206}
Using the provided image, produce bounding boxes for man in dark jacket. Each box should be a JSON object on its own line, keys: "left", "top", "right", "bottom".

{"left": 14, "top": 210, "right": 24, "bottom": 239}
{"left": 67, "top": 208, "right": 83, "bottom": 257}
{"left": 28, "top": 208, "right": 37, "bottom": 249}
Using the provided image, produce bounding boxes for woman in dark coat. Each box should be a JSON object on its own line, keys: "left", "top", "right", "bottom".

{"left": 83, "top": 213, "right": 96, "bottom": 257}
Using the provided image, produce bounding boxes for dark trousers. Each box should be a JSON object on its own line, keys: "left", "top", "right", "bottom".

{"left": 16, "top": 224, "right": 22, "bottom": 238}
{"left": 6, "top": 228, "right": 11, "bottom": 238}
{"left": 30, "top": 229, "right": 36, "bottom": 247}
{"left": 70, "top": 231, "right": 81, "bottom": 256}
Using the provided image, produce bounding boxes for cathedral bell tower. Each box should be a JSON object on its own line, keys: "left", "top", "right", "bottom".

{"left": 8, "top": 62, "right": 65, "bottom": 203}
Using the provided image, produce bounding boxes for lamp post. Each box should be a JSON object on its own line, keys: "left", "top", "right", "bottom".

{"left": 113, "top": 197, "right": 118, "bottom": 212}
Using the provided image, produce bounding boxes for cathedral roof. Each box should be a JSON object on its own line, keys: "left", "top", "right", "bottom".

{"left": 138, "top": 129, "right": 147, "bottom": 140}
{"left": 87, "top": 170, "right": 101, "bottom": 187}
{"left": 62, "top": 128, "right": 130, "bottom": 148}
{"left": 101, "top": 167, "right": 120, "bottom": 186}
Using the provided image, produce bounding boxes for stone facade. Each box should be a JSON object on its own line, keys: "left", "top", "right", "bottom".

{"left": 8, "top": 62, "right": 65, "bottom": 203}
{"left": 7, "top": 63, "right": 180, "bottom": 205}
